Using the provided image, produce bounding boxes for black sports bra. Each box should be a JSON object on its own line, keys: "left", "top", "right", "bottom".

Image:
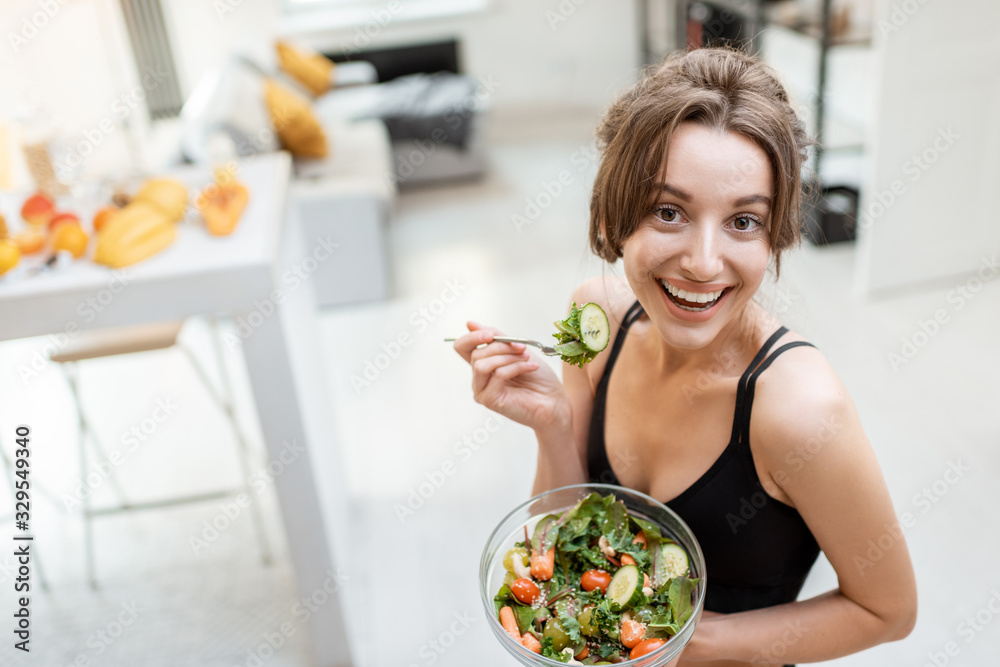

{"left": 587, "top": 300, "right": 821, "bottom": 615}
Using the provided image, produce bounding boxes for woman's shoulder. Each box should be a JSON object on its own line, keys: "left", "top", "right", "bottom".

{"left": 749, "top": 328, "right": 854, "bottom": 462}
{"left": 568, "top": 275, "right": 637, "bottom": 388}
{"left": 570, "top": 275, "right": 637, "bottom": 325}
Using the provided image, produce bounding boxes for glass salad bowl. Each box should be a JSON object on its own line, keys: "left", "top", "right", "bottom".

{"left": 479, "top": 484, "right": 707, "bottom": 666}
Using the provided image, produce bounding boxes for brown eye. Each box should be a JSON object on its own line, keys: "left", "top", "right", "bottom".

{"left": 656, "top": 208, "right": 679, "bottom": 222}
{"left": 733, "top": 216, "right": 756, "bottom": 231}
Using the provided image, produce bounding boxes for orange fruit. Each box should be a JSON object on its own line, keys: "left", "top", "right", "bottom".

{"left": 48, "top": 211, "right": 80, "bottom": 231}
{"left": 93, "top": 206, "right": 118, "bottom": 233}
{"left": 51, "top": 223, "right": 89, "bottom": 259}
{"left": 12, "top": 229, "right": 46, "bottom": 255}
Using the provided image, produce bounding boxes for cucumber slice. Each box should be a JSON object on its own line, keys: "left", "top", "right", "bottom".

{"left": 606, "top": 564, "right": 642, "bottom": 610}
{"left": 660, "top": 543, "right": 690, "bottom": 579}
{"left": 579, "top": 303, "right": 610, "bottom": 353}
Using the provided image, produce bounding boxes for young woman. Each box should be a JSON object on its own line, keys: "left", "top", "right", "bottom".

{"left": 454, "top": 48, "right": 916, "bottom": 664}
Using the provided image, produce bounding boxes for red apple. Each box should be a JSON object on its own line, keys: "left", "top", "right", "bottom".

{"left": 21, "top": 192, "right": 55, "bottom": 226}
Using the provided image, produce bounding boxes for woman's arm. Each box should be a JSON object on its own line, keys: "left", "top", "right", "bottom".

{"left": 531, "top": 359, "right": 589, "bottom": 495}
{"left": 683, "top": 347, "right": 917, "bottom": 663}
{"left": 532, "top": 276, "right": 632, "bottom": 495}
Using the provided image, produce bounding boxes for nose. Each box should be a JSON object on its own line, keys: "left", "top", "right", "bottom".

{"left": 678, "top": 223, "right": 724, "bottom": 281}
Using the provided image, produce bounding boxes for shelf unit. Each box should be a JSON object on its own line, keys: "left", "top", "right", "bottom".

{"left": 675, "top": 0, "right": 766, "bottom": 55}
{"left": 674, "top": 0, "right": 873, "bottom": 176}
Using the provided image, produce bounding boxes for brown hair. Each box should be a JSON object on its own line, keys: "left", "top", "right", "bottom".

{"left": 589, "top": 47, "right": 813, "bottom": 276}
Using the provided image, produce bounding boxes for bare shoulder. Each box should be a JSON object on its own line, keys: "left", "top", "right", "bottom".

{"left": 568, "top": 275, "right": 636, "bottom": 389}
{"left": 749, "top": 332, "right": 860, "bottom": 473}
{"left": 570, "top": 275, "right": 636, "bottom": 326}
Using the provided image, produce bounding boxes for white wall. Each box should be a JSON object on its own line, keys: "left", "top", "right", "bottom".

{"left": 0, "top": 0, "right": 640, "bottom": 184}
{"left": 283, "top": 0, "right": 643, "bottom": 116}
{"left": 855, "top": 0, "right": 1000, "bottom": 295}
{"left": 160, "top": 0, "right": 283, "bottom": 98}
{"left": 0, "top": 0, "right": 136, "bottom": 183}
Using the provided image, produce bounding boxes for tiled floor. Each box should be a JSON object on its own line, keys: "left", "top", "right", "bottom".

{"left": 2, "top": 33, "right": 999, "bottom": 667}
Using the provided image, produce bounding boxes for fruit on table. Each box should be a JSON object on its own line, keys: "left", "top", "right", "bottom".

{"left": 0, "top": 212, "right": 7, "bottom": 239}
{"left": 196, "top": 180, "right": 249, "bottom": 236}
{"left": 94, "top": 201, "right": 176, "bottom": 268}
{"left": 48, "top": 211, "right": 80, "bottom": 232}
{"left": 92, "top": 206, "right": 118, "bottom": 233}
{"left": 51, "top": 222, "right": 89, "bottom": 259}
{"left": 0, "top": 240, "right": 20, "bottom": 275}
{"left": 133, "top": 178, "right": 188, "bottom": 221}
{"left": 12, "top": 229, "right": 45, "bottom": 254}
{"left": 21, "top": 192, "right": 55, "bottom": 226}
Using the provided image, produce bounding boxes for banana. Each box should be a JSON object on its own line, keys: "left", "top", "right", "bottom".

{"left": 95, "top": 201, "right": 177, "bottom": 268}
{"left": 98, "top": 202, "right": 170, "bottom": 247}
{"left": 99, "top": 223, "right": 177, "bottom": 268}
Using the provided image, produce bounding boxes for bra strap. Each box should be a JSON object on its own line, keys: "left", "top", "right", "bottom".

{"left": 623, "top": 299, "right": 644, "bottom": 328}
{"left": 594, "top": 299, "right": 644, "bottom": 392}
{"left": 729, "top": 326, "right": 788, "bottom": 444}
{"left": 737, "top": 341, "right": 817, "bottom": 445}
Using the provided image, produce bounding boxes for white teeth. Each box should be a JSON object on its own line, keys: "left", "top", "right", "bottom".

{"left": 660, "top": 280, "right": 724, "bottom": 304}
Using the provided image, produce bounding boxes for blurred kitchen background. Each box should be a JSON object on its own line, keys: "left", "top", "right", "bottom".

{"left": 0, "top": 0, "right": 998, "bottom": 666}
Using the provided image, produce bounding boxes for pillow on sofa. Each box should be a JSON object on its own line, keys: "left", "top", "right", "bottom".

{"left": 276, "top": 40, "right": 335, "bottom": 97}
{"left": 264, "top": 78, "right": 329, "bottom": 159}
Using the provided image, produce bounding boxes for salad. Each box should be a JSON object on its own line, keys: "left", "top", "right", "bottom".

{"left": 493, "top": 493, "right": 699, "bottom": 664}
{"left": 552, "top": 302, "right": 610, "bottom": 367}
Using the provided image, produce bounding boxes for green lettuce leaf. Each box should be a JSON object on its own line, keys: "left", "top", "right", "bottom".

{"left": 541, "top": 636, "right": 571, "bottom": 662}
{"left": 560, "top": 616, "right": 582, "bottom": 644}
{"left": 555, "top": 340, "right": 587, "bottom": 356}
{"left": 494, "top": 584, "right": 514, "bottom": 616}
{"left": 600, "top": 496, "right": 632, "bottom": 552}
{"left": 532, "top": 514, "right": 560, "bottom": 556}
{"left": 668, "top": 576, "right": 699, "bottom": 626}
{"left": 494, "top": 584, "right": 541, "bottom": 635}
{"left": 552, "top": 302, "right": 600, "bottom": 367}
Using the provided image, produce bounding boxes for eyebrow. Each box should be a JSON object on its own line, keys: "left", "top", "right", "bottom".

{"left": 660, "top": 183, "right": 771, "bottom": 208}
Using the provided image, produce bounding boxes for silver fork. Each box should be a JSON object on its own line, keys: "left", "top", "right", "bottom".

{"left": 443, "top": 336, "right": 560, "bottom": 356}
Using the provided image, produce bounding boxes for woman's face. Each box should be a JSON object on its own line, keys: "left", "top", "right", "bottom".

{"left": 622, "top": 121, "right": 774, "bottom": 351}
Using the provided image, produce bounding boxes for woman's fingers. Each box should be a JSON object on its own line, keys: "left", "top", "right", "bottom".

{"left": 477, "top": 359, "right": 540, "bottom": 404}
{"left": 492, "top": 359, "right": 538, "bottom": 381}
{"left": 453, "top": 327, "right": 496, "bottom": 362}
{"left": 454, "top": 322, "right": 526, "bottom": 363}
{"left": 472, "top": 352, "right": 530, "bottom": 394}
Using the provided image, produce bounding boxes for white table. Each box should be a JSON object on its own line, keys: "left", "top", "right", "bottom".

{"left": 0, "top": 152, "right": 354, "bottom": 667}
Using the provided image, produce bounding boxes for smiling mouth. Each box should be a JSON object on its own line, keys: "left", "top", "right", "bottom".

{"left": 659, "top": 280, "right": 732, "bottom": 312}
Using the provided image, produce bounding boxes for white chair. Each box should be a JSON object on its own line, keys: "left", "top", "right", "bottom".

{"left": 51, "top": 318, "right": 271, "bottom": 588}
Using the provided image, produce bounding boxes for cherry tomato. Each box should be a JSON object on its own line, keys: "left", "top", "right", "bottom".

{"left": 630, "top": 638, "right": 666, "bottom": 659}
{"left": 511, "top": 577, "right": 541, "bottom": 604}
{"left": 580, "top": 569, "right": 612, "bottom": 593}
{"left": 620, "top": 618, "right": 645, "bottom": 648}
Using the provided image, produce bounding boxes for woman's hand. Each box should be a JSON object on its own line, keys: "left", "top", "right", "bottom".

{"left": 453, "top": 321, "right": 571, "bottom": 434}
